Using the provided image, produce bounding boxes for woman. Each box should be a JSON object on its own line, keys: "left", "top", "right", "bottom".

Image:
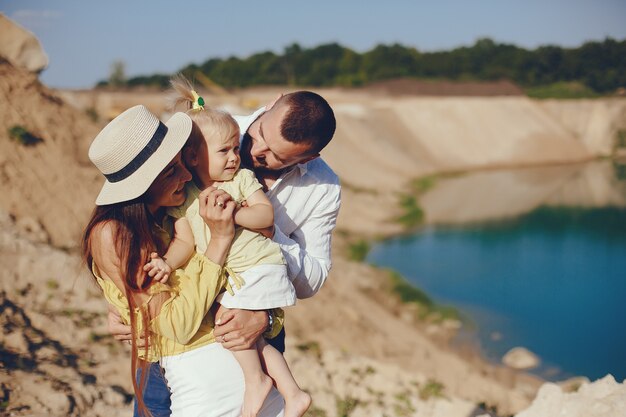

{"left": 82, "top": 105, "right": 284, "bottom": 417}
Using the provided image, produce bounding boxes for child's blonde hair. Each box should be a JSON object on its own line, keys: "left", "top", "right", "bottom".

{"left": 169, "top": 74, "right": 239, "bottom": 148}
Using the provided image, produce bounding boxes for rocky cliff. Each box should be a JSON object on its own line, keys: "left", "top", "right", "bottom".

{"left": 0, "top": 13, "right": 48, "bottom": 73}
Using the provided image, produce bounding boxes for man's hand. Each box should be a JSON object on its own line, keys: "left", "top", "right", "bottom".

{"left": 214, "top": 308, "right": 268, "bottom": 351}
{"left": 107, "top": 304, "right": 146, "bottom": 347}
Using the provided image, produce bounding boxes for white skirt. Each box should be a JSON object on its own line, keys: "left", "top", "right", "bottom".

{"left": 160, "top": 343, "right": 285, "bottom": 417}
{"left": 218, "top": 263, "right": 296, "bottom": 310}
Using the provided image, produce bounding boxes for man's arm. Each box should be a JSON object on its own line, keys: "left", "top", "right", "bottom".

{"left": 273, "top": 184, "right": 341, "bottom": 299}
{"left": 214, "top": 183, "right": 340, "bottom": 350}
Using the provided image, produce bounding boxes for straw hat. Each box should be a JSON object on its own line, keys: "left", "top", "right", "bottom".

{"left": 89, "top": 105, "right": 192, "bottom": 205}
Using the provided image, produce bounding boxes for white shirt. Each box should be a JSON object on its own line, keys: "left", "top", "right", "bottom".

{"left": 234, "top": 109, "right": 341, "bottom": 299}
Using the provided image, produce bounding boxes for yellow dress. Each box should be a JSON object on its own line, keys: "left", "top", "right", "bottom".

{"left": 168, "top": 169, "right": 285, "bottom": 272}
{"left": 168, "top": 169, "right": 296, "bottom": 309}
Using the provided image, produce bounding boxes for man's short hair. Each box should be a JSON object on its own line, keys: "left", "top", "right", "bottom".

{"left": 280, "top": 91, "right": 336, "bottom": 155}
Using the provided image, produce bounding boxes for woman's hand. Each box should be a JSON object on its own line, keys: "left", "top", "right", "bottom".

{"left": 107, "top": 304, "right": 147, "bottom": 347}
{"left": 198, "top": 187, "right": 236, "bottom": 265}
{"left": 198, "top": 187, "right": 236, "bottom": 239}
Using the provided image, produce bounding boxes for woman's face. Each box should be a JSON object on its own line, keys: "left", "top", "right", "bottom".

{"left": 145, "top": 152, "right": 192, "bottom": 209}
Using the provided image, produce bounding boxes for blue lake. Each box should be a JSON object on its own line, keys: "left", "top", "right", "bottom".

{"left": 368, "top": 164, "right": 626, "bottom": 382}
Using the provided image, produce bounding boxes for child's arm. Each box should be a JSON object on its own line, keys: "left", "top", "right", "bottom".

{"left": 144, "top": 217, "right": 195, "bottom": 283}
{"left": 165, "top": 217, "right": 196, "bottom": 267}
{"left": 233, "top": 189, "right": 274, "bottom": 230}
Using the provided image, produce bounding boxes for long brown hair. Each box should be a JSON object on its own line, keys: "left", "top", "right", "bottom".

{"left": 82, "top": 198, "right": 166, "bottom": 417}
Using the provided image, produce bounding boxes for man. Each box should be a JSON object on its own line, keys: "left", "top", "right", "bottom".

{"left": 215, "top": 91, "right": 340, "bottom": 349}
{"left": 109, "top": 91, "right": 341, "bottom": 417}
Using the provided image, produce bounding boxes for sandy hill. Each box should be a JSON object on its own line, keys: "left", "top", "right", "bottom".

{"left": 57, "top": 87, "right": 626, "bottom": 239}
{"left": 0, "top": 58, "right": 101, "bottom": 248}
{"left": 324, "top": 94, "right": 619, "bottom": 192}
{"left": 323, "top": 93, "right": 625, "bottom": 237}
{"left": 363, "top": 78, "right": 525, "bottom": 96}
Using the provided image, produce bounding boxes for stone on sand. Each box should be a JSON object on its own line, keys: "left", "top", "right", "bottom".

{"left": 503, "top": 347, "right": 540, "bottom": 370}
{"left": 515, "top": 374, "right": 626, "bottom": 417}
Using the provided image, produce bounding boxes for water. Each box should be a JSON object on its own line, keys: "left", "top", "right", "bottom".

{"left": 367, "top": 163, "right": 626, "bottom": 382}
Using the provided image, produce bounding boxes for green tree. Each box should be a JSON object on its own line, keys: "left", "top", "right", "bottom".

{"left": 109, "top": 60, "right": 126, "bottom": 88}
{"left": 362, "top": 43, "right": 419, "bottom": 81}
{"left": 95, "top": 38, "right": 626, "bottom": 95}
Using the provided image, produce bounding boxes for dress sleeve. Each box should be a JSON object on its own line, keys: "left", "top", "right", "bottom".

{"left": 149, "top": 253, "right": 227, "bottom": 344}
{"left": 237, "top": 169, "right": 264, "bottom": 200}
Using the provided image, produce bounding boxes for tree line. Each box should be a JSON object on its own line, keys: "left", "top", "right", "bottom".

{"left": 98, "top": 38, "right": 626, "bottom": 94}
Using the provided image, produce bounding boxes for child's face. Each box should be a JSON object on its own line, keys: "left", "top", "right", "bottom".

{"left": 206, "top": 131, "right": 240, "bottom": 182}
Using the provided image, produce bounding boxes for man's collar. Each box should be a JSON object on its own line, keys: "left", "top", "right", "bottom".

{"left": 281, "top": 161, "right": 308, "bottom": 178}
{"left": 296, "top": 162, "right": 308, "bottom": 176}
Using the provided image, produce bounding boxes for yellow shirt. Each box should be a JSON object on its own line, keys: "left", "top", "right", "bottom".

{"left": 93, "top": 208, "right": 285, "bottom": 362}
{"left": 168, "top": 168, "right": 285, "bottom": 274}
{"left": 94, "top": 253, "right": 227, "bottom": 362}
{"left": 94, "top": 253, "right": 285, "bottom": 362}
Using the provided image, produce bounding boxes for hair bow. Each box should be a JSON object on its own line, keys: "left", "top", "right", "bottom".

{"left": 191, "top": 90, "right": 205, "bottom": 111}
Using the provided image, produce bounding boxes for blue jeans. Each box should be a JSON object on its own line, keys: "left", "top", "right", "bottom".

{"left": 267, "top": 327, "right": 286, "bottom": 353}
{"left": 134, "top": 362, "right": 171, "bottom": 417}
{"left": 133, "top": 329, "right": 286, "bottom": 417}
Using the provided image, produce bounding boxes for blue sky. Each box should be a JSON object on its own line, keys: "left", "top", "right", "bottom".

{"left": 2, "top": 0, "right": 626, "bottom": 89}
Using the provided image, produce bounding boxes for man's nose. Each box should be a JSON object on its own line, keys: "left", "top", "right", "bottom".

{"left": 250, "top": 140, "right": 269, "bottom": 157}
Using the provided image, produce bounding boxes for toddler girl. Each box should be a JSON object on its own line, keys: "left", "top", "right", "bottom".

{"left": 144, "top": 75, "right": 311, "bottom": 417}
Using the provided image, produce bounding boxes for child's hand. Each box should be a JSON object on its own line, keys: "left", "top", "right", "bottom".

{"left": 143, "top": 252, "right": 172, "bottom": 284}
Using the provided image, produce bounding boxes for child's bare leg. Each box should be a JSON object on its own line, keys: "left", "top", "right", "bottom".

{"left": 258, "top": 338, "right": 311, "bottom": 417}
{"left": 214, "top": 304, "right": 272, "bottom": 417}
{"left": 231, "top": 348, "right": 273, "bottom": 417}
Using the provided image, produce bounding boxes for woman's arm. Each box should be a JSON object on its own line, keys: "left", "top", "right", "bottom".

{"left": 233, "top": 189, "right": 274, "bottom": 229}
{"left": 90, "top": 222, "right": 156, "bottom": 310}
{"left": 150, "top": 188, "right": 237, "bottom": 344}
{"left": 98, "top": 249, "right": 229, "bottom": 345}
{"left": 97, "top": 189, "right": 236, "bottom": 344}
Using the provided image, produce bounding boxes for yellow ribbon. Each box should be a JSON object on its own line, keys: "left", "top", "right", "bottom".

{"left": 223, "top": 266, "right": 245, "bottom": 296}
{"left": 191, "top": 90, "right": 205, "bottom": 111}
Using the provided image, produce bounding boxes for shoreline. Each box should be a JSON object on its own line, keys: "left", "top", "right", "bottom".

{"left": 328, "top": 159, "right": 626, "bottom": 414}
{"left": 365, "top": 244, "right": 547, "bottom": 377}
{"left": 357, "top": 192, "right": 626, "bottom": 386}
{"left": 286, "top": 233, "right": 546, "bottom": 415}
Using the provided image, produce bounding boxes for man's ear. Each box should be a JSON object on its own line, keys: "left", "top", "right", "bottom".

{"left": 182, "top": 145, "right": 198, "bottom": 167}
{"left": 264, "top": 94, "right": 283, "bottom": 111}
